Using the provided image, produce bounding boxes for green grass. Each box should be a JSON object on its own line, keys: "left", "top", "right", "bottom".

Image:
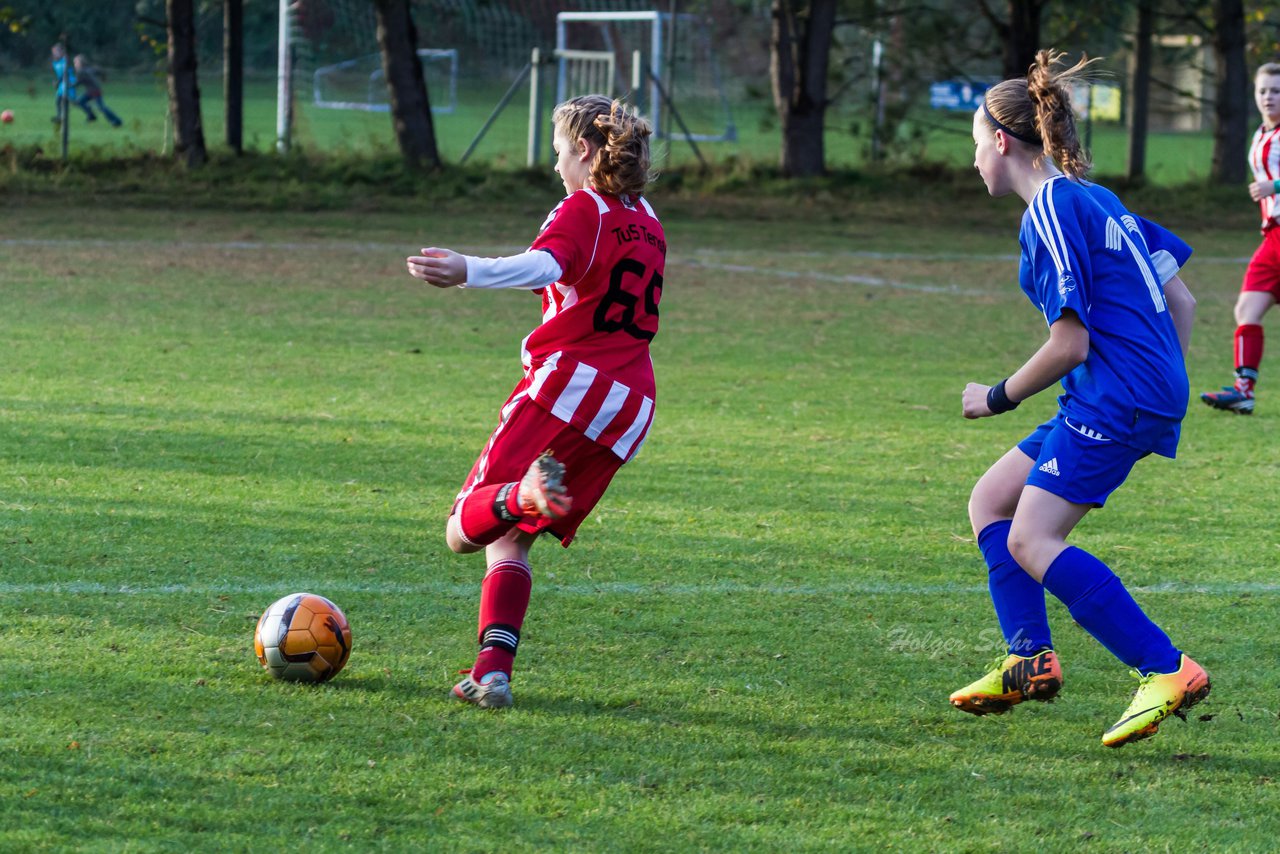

{"left": 2, "top": 186, "right": 1280, "bottom": 852}
{"left": 0, "top": 70, "right": 1219, "bottom": 183}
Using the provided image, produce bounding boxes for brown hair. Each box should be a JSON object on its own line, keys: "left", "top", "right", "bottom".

{"left": 552, "top": 95, "right": 653, "bottom": 198}
{"left": 982, "top": 49, "right": 1100, "bottom": 180}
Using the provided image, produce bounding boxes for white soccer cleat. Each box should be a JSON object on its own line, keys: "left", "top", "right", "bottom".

{"left": 452, "top": 671, "right": 514, "bottom": 709}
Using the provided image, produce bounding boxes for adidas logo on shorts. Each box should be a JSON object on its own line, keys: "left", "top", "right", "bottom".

{"left": 1038, "top": 457, "right": 1061, "bottom": 476}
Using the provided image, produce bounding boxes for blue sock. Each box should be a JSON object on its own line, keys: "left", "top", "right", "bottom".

{"left": 1040, "top": 546, "right": 1181, "bottom": 675}
{"left": 978, "top": 520, "right": 1052, "bottom": 656}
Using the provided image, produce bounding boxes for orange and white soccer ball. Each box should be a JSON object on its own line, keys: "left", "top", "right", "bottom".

{"left": 254, "top": 593, "right": 352, "bottom": 683}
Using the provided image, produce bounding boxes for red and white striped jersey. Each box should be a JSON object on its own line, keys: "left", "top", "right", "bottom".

{"left": 1249, "top": 123, "right": 1280, "bottom": 229}
{"left": 519, "top": 187, "right": 666, "bottom": 461}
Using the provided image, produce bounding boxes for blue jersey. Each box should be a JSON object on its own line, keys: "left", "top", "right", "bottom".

{"left": 52, "top": 57, "right": 77, "bottom": 98}
{"left": 1018, "top": 177, "right": 1192, "bottom": 457}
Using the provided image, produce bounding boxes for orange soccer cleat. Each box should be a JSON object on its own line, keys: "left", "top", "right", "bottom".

{"left": 949, "top": 649, "right": 1063, "bottom": 716}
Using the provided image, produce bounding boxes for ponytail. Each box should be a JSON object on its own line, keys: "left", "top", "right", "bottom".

{"left": 552, "top": 95, "right": 654, "bottom": 198}
{"left": 981, "top": 49, "right": 1101, "bottom": 180}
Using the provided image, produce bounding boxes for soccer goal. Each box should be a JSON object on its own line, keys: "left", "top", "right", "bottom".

{"left": 313, "top": 49, "right": 459, "bottom": 114}
{"left": 553, "top": 10, "right": 737, "bottom": 143}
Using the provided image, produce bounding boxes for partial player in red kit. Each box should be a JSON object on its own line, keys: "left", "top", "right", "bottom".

{"left": 405, "top": 95, "right": 665, "bottom": 708}
{"left": 1201, "top": 63, "right": 1280, "bottom": 414}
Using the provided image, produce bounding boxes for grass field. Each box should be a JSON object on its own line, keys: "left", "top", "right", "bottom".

{"left": 3, "top": 182, "right": 1280, "bottom": 851}
{"left": 0, "top": 70, "right": 1218, "bottom": 183}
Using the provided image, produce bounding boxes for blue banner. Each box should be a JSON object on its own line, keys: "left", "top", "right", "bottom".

{"left": 929, "top": 80, "right": 990, "bottom": 112}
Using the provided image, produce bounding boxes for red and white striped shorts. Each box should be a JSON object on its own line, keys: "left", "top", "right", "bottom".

{"left": 1243, "top": 227, "right": 1280, "bottom": 295}
{"left": 452, "top": 390, "right": 628, "bottom": 547}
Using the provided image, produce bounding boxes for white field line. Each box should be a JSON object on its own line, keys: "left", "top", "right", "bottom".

{"left": 0, "top": 580, "right": 1274, "bottom": 596}
{"left": 681, "top": 259, "right": 1001, "bottom": 296}
{"left": 2, "top": 237, "right": 1253, "bottom": 265}
{"left": 3, "top": 237, "right": 1247, "bottom": 298}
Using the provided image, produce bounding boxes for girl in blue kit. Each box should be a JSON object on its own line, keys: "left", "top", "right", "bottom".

{"left": 949, "top": 50, "right": 1210, "bottom": 748}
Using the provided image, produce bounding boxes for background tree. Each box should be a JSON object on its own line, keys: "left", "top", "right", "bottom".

{"left": 167, "top": 0, "right": 207, "bottom": 168}
{"left": 977, "top": 0, "right": 1048, "bottom": 78}
{"left": 1128, "top": 0, "right": 1155, "bottom": 181}
{"left": 372, "top": 0, "right": 439, "bottom": 169}
{"left": 771, "top": 0, "right": 837, "bottom": 177}
{"left": 1209, "top": 0, "right": 1247, "bottom": 185}
{"left": 224, "top": 0, "right": 243, "bottom": 154}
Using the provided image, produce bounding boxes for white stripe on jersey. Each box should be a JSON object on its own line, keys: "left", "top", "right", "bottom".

{"left": 1105, "top": 217, "right": 1123, "bottom": 252}
{"left": 613, "top": 395, "right": 653, "bottom": 460}
{"left": 529, "top": 350, "right": 654, "bottom": 461}
{"left": 550, "top": 361, "right": 599, "bottom": 423}
{"left": 528, "top": 352, "right": 561, "bottom": 398}
{"left": 1042, "top": 179, "right": 1072, "bottom": 271}
{"left": 1149, "top": 249, "right": 1179, "bottom": 284}
{"left": 582, "top": 188, "right": 611, "bottom": 214}
{"left": 1250, "top": 125, "right": 1280, "bottom": 226}
{"left": 1029, "top": 180, "right": 1067, "bottom": 274}
{"left": 585, "top": 381, "right": 630, "bottom": 441}
{"left": 1114, "top": 222, "right": 1166, "bottom": 312}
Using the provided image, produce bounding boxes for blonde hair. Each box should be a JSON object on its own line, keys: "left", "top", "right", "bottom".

{"left": 1257, "top": 62, "right": 1280, "bottom": 77}
{"left": 982, "top": 49, "right": 1100, "bottom": 180}
{"left": 552, "top": 95, "right": 653, "bottom": 198}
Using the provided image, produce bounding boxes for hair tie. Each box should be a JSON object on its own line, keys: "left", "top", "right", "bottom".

{"left": 981, "top": 101, "right": 1042, "bottom": 146}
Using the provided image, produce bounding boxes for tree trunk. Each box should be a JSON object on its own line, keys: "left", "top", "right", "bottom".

{"left": 373, "top": 0, "right": 439, "bottom": 168}
{"left": 167, "top": 0, "right": 206, "bottom": 168}
{"left": 1209, "top": 0, "right": 1247, "bottom": 185}
{"left": 976, "top": 0, "right": 1045, "bottom": 79}
{"left": 1005, "top": 0, "right": 1043, "bottom": 78}
{"left": 224, "top": 0, "right": 243, "bottom": 154}
{"left": 1127, "top": 0, "right": 1153, "bottom": 181}
{"left": 770, "top": 0, "right": 836, "bottom": 178}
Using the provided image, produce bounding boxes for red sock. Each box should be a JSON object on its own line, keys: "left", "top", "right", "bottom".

{"left": 473, "top": 559, "right": 532, "bottom": 679}
{"left": 1235, "top": 324, "right": 1264, "bottom": 393}
{"left": 456, "top": 482, "right": 524, "bottom": 547}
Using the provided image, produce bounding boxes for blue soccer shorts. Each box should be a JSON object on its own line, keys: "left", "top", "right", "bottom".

{"left": 1017, "top": 414, "right": 1149, "bottom": 507}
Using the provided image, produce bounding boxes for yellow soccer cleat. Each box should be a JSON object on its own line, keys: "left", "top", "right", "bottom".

{"left": 949, "top": 649, "right": 1062, "bottom": 716}
{"left": 1101, "top": 654, "right": 1210, "bottom": 748}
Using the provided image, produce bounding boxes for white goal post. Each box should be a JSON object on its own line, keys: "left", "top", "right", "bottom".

{"left": 553, "top": 10, "right": 736, "bottom": 143}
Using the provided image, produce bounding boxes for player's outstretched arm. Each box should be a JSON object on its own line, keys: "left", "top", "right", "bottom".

{"left": 962, "top": 312, "right": 1089, "bottom": 419}
{"left": 407, "top": 248, "right": 467, "bottom": 288}
{"left": 407, "top": 248, "right": 562, "bottom": 291}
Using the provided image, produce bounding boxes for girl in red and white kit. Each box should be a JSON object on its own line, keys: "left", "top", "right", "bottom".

{"left": 1202, "top": 63, "right": 1280, "bottom": 414}
{"left": 405, "top": 95, "right": 666, "bottom": 708}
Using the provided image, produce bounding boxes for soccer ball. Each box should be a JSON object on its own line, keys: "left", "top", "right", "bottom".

{"left": 1, "top": 110, "right": 13, "bottom": 124}
{"left": 254, "top": 593, "right": 352, "bottom": 683}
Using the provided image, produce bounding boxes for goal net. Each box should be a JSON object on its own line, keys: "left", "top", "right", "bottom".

{"left": 289, "top": 1, "right": 471, "bottom": 116}
{"left": 313, "top": 49, "right": 459, "bottom": 113}
{"left": 554, "top": 11, "right": 736, "bottom": 143}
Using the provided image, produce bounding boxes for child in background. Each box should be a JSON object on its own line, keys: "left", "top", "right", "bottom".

{"left": 73, "top": 55, "right": 123, "bottom": 128}
{"left": 1200, "top": 62, "right": 1280, "bottom": 414}
{"left": 951, "top": 50, "right": 1209, "bottom": 748}
{"left": 405, "top": 96, "right": 666, "bottom": 709}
